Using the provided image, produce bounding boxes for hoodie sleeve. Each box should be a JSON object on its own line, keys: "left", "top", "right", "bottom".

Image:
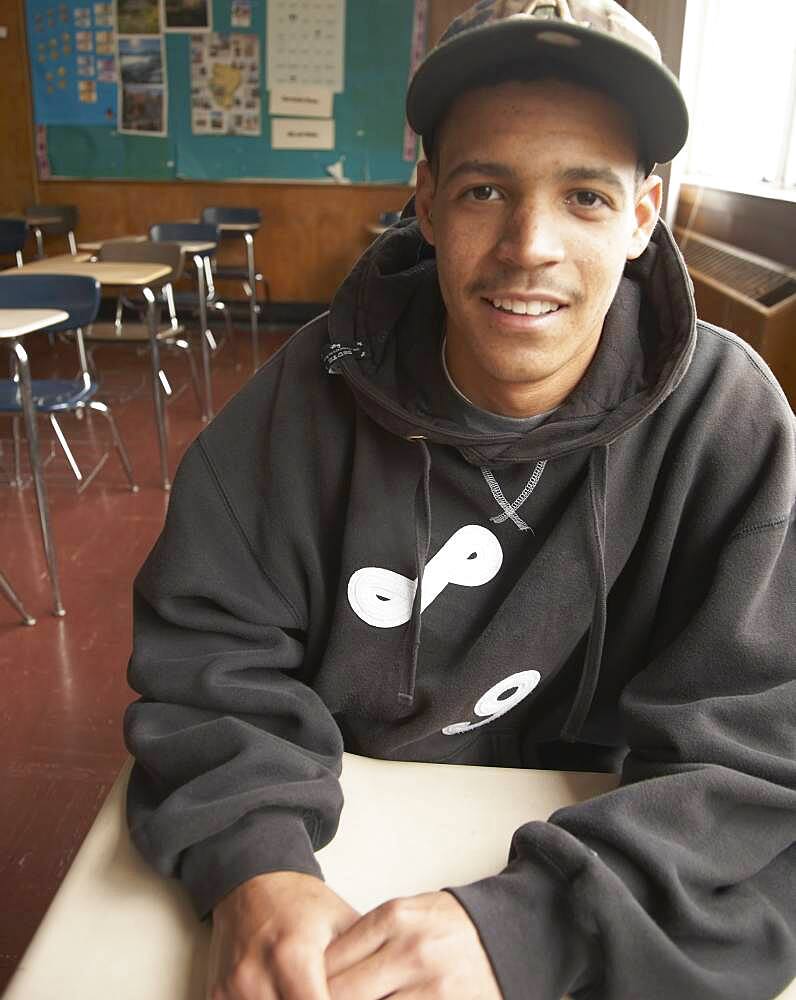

{"left": 124, "top": 439, "right": 344, "bottom": 918}
{"left": 450, "top": 431, "right": 796, "bottom": 998}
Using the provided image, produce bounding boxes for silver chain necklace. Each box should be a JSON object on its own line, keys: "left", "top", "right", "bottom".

{"left": 481, "top": 460, "right": 547, "bottom": 532}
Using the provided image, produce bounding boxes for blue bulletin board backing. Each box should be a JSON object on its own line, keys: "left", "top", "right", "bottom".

{"left": 26, "top": 0, "right": 422, "bottom": 184}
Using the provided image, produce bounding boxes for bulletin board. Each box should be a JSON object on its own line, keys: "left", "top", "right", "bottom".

{"left": 25, "top": 0, "right": 426, "bottom": 183}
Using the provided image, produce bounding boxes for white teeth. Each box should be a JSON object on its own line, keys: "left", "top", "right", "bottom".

{"left": 490, "top": 298, "right": 561, "bottom": 316}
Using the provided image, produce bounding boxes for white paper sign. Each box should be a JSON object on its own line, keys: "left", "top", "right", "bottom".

{"left": 272, "top": 116, "right": 335, "bottom": 150}
{"left": 267, "top": 0, "right": 345, "bottom": 93}
{"left": 269, "top": 85, "right": 333, "bottom": 118}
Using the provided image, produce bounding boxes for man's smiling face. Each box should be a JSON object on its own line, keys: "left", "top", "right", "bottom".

{"left": 415, "top": 78, "right": 661, "bottom": 417}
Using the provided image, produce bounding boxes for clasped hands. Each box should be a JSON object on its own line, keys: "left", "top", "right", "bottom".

{"left": 208, "top": 870, "right": 502, "bottom": 999}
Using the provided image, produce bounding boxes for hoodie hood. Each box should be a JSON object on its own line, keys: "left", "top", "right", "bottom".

{"left": 325, "top": 215, "right": 697, "bottom": 467}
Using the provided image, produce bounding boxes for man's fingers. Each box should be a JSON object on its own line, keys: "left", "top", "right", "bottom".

{"left": 273, "top": 941, "right": 334, "bottom": 1000}
{"left": 328, "top": 943, "right": 408, "bottom": 1000}
{"left": 324, "top": 903, "right": 393, "bottom": 978}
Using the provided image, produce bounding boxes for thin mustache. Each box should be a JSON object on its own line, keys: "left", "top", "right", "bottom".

{"left": 469, "top": 276, "right": 580, "bottom": 303}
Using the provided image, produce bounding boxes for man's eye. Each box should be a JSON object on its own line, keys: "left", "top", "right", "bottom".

{"left": 467, "top": 185, "right": 499, "bottom": 202}
{"left": 569, "top": 190, "right": 607, "bottom": 209}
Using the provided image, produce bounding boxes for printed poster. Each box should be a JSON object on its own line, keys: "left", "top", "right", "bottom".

{"left": 266, "top": 0, "right": 345, "bottom": 93}
{"left": 118, "top": 35, "right": 167, "bottom": 135}
{"left": 190, "top": 32, "right": 260, "bottom": 136}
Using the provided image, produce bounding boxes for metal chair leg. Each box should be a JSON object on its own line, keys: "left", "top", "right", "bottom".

{"left": 244, "top": 232, "right": 260, "bottom": 371}
{"left": 12, "top": 340, "right": 65, "bottom": 616}
{"left": 219, "top": 301, "right": 239, "bottom": 369}
{"left": 11, "top": 415, "right": 23, "bottom": 487}
{"left": 144, "top": 289, "right": 171, "bottom": 491}
{"left": 0, "top": 570, "right": 36, "bottom": 626}
{"left": 172, "top": 338, "right": 205, "bottom": 418}
{"left": 194, "top": 253, "right": 213, "bottom": 421}
{"left": 49, "top": 413, "right": 84, "bottom": 483}
{"left": 86, "top": 400, "right": 138, "bottom": 492}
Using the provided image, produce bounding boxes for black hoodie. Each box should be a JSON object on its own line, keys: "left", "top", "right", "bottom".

{"left": 125, "top": 219, "right": 796, "bottom": 1000}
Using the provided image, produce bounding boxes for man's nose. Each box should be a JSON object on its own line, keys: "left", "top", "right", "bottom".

{"left": 495, "top": 205, "right": 566, "bottom": 270}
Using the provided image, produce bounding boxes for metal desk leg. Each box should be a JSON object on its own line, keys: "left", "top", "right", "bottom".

{"left": 0, "top": 570, "right": 36, "bottom": 626}
{"left": 12, "top": 340, "right": 65, "bottom": 617}
{"left": 194, "top": 253, "right": 213, "bottom": 422}
{"left": 144, "top": 287, "right": 171, "bottom": 491}
{"left": 244, "top": 231, "right": 259, "bottom": 371}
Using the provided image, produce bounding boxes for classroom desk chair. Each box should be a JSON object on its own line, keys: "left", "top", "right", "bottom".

{"left": 85, "top": 240, "right": 205, "bottom": 420}
{"left": 149, "top": 222, "right": 236, "bottom": 419}
{"left": 199, "top": 206, "right": 269, "bottom": 370}
{"left": 0, "top": 274, "right": 137, "bottom": 495}
{"left": 0, "top": 218, "right": 28, "bottom": 269}
{"left": 24, "top": 204, "right": 79, "bottom": 259}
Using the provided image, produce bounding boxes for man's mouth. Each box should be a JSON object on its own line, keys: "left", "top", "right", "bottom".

{"left": 486, "top": 297, "right": 563, "bottom": 317}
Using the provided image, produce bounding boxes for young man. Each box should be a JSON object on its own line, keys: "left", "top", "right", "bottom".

{"left": 125, "top": 2, "right": 796, "bottom": 998}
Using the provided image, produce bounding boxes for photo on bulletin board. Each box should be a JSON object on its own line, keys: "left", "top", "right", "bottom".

{"left": 116, "top": 0, "right": 161, "bottom": 35}
{"left": 163, "top": 0, "right": 212, "bottom": 33}
{"left": 117, "top": 35, "right": 168, "bottom": 135}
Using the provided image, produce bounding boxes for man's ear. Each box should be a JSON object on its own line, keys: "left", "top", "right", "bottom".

{"left": 627, "top": 173, "right": 663, "bottom": 260}
{"left": 415, "top": 159, "right": 436, "bottom": 246}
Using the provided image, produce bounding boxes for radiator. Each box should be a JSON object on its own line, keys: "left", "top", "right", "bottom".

{"left": 674, "top": 226, "right": 796, "bottom": 408}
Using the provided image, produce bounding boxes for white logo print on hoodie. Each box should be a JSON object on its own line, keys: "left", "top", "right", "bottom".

{"left": 347, "top": 525, "right": 541, "bottom": 733}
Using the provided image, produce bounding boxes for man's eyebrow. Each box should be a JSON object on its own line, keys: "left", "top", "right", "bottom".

{"left": 440, "top": 160, "right": 517, "bottom": 186}
{"left": 560, "top": 166, "right": 627, "bottom": 194}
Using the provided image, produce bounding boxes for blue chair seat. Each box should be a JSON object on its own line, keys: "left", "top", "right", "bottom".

{"left": 0, "top": 377, "right": 97, "bottom": 413}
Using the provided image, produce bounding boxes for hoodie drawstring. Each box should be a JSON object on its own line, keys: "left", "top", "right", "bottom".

{"left": 561, "top": 444, "right": 609, "bottom": 739}
{"left": 398, "top": 436, "right": 433, "bottom": 706}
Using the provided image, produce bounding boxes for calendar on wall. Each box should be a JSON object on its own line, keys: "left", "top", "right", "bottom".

{"left": 266, "top": 0, "right": 345, "bottom": 93}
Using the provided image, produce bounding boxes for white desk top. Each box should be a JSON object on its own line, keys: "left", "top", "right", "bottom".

{"left": 0, "top": 308, "right": 68, "bottom": 339}
{"left": 4, "top": 753, "right": 794, "bottom": 1000}
{"left": 25, "top": 214, "right": 64, "bottom": 227}
{"left": 78, "top": 237, "right": 215, "bottom": 255}
{"left": 3, "top": 755, "right": 614, "bottom": 1000}
{"left": 7, "top": 258, "right": 172, "bottom": 286}
{"left": 77, "top": 235, "right": 146, "bottom": 252}
{"left": 217, "top": 221, "right": 259, "bottom": 232}
{"left": 170, "top": 240, "right": 216, "bottom": 254}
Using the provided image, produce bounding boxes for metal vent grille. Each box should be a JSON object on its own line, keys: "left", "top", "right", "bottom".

{"left": 678, "top": 236, "right": 793, "bottom": 305}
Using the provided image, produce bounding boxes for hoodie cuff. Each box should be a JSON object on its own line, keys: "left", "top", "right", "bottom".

{"left": 447, "top": 852, "right": 600, "bottom": 1000}
{"left": 180, "top": 808, "right": 322, "bottom": 918}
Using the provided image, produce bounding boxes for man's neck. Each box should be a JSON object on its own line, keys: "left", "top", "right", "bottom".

{"left": 443, "top": 336, "right": 599, "bottom": 418}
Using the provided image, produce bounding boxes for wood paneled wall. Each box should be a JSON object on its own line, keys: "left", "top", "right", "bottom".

{"left": 41, "top": 179, "right": 412, "bottom": 302}
{"left": 429, "top": 0, "right": 470, "bottom": 44}
{"left": 0, "top": 0, "right": 37, "bottom": 215}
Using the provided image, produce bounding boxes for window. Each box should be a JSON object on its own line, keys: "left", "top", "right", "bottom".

{"left": 681, "top": 0, "right": 796, "bottom": 193}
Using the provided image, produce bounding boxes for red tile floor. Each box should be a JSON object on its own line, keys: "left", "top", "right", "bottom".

{"left": 0, "top": 323, "right": 290, "bottom": 988}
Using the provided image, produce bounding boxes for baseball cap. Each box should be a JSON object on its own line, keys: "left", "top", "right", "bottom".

{"left": 406, "top": 0, "right": 689, "bottom": 169}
